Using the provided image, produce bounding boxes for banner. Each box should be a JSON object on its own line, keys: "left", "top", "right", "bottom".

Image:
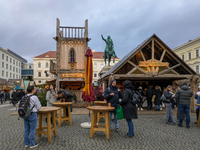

{"left": 24, "top": 80, "right": 30, "bottom": 91}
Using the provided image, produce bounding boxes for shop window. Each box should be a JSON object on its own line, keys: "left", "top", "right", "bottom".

{"left": 38, "top": 72, "right": 41, "bottom": 77}
{"left": 188, "top": 52, "right": 191, "bottom": 60}
{"left": 69, "top": 48, "right": 76, "bottom": 62}
{"left": 46, "top": 62, "right": 48, "bottom": 68}
{"left": 181, "top": 55, "right": 184, "bottom": 61}
{"left": 94, "top": 62, "right": 97, "bottom": 68}
{"left": 38, "top": 62, "right": 41, "bottom": 68}
{"left": 196, "top": 65, "right": 199, "bottom": 74}
{"left": 196, "top": 49, "right": 199, "bottom": 58}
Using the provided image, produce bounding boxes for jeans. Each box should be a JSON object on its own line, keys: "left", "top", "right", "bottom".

{"left": 126, "top": 119, "right": 134, "bottom": 136}
{"left": 164, "top": 103, "right": 176, "bottom": 124}
{"left": 109, "top": 112, "right": 118, "bottom": 129}
{"left": 179, "top": 104, "right": 190, "bottom": 126}
{"left": 23, "top": 112, "right": 37, "bottom": 146}
{"left": 196, "top": 108, "right": 199, "bottom": 121}
{"left": 147, "top": 97, "right": 152, "bottom": 108}
{"left": 156, "top": 105, "right": 160, "bottom": 110}
{"left": 0, "top": 97, "right": 2, "bottom": 104}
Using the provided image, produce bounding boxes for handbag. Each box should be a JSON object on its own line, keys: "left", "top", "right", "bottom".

{"left": 116, "top": 106, "right": 124, "bottom": 120}
{"left": 160, "top": 95, "right": 170, "bottom": 103}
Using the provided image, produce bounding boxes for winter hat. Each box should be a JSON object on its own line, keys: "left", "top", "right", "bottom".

{"left": 98, "top": 86, "right": 103, "bottom": 91}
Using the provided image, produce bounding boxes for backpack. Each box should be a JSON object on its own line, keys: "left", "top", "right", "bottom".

{"left": 130, "top": 91, "right": 142, "bottom": 104}
{"left": 160, "top": 94, "right": 170, "bottom": 103}
{"left": 18, "top": 95, "right": 34, "bottom": 118}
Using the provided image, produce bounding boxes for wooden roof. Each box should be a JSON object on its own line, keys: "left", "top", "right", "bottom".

{"left": 100, "top": 34, "right": 196, "bottom": 80}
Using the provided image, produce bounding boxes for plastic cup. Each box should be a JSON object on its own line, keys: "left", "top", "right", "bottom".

{"left": 58, "top": 100, "right": 60, "bottom": 103}
{"left": 108, "top": 103, "right": 111, "bottom": 107}
{"left": 104, "top": 99, "right": 106, "bottom": 102}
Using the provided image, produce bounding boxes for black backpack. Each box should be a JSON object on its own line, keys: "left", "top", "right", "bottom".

{"left": 18, "top": 95, "right": 34, "bottom": 118}
{"left": 130, "top": 91, "right": 142, "bottom": 104}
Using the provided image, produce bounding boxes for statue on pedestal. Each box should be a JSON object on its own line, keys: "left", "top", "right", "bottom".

{"left": 101, "top": 35, "right": 117, "bottom": 66}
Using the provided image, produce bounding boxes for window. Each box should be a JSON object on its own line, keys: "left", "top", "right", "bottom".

{"left": 10, "top": 73, "right": 12, "bottom": 78}
{"left": 38, "top": 72, "right": 41, "bottom": 77}
{"left": 2, "top": 70, "right": 4, "bottom": 76}
{"left": 19, "top": 69, "right": 20, "bottom": 73}
{"left": 196, "top": 65, "right": 199, "bottom": 74}
{"left": 181, "top": 55, "right": 184, "bottom": 61}
{"left": 16, "top": 61, "right": 18, "bottom": 66}
{"left": 46, "top": 73, "right": 49, "bottom": 77}
{"left": 94, "top": 72, "right": 97, "bottom": 78}
{"left": 101, "top": 63, "right": 104, "bottom": 68}
{"left": 38, "top": 62, "right": 41, "bottom": 68}
{"left": 19, "top": 62, "right": 20, "bottom": 67}
{"left": 13, "top": 74, "right": 15, "bottom": 79}
{"left": 2, "top": 54, "right": 4, "bottom": 59}
{"left": 13, "top": 60, "right": 15, "bottom": 65}
{"left": 29, "top": 64, "right": 32, "bottom": 69}
{"left": 94, "top": 62, "right": 97, "bottom": 68}
{"left": 10, "top": 58, "right": 12, "bottom": 63}
{"left": 10, "top": 65, "right": 12, "bottom": 71}
{"left": 19, "top": 75, "right": 20, "bottom": 79}
{"left": 16, "top": 68, "right": 18, "bottom": 73}
{"left": 46, "top": 62, "right": 48, "bottom": 68}
{"left": 6, "top": 56, "right": 8, "bottom": 61}
{"left": 2, "top": 62, "right": 4, "bottom": 68}
{"left": 6, "top": 72, "right": 8, "bottom": 77}
{"left": 70, "top": 49, "right": 75, "bottom": 62}
{"left": 16, "top": 75, "right": 18, "bottom": 79}
{"left": 13, "top": 67, "right": 15, "bottom": 72}
{"left": 188, "top": 52, "right": 191, "bottom": 60}
{"left": 196, "top": 49, "right": 199, "bottom": 58}
{"left": 38, "top": 81, "right": 41, "bottom": 83}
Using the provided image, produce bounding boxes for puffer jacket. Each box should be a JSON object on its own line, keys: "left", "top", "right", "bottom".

{"left": 175, "top": 85, "right": 193, "bottom": 105}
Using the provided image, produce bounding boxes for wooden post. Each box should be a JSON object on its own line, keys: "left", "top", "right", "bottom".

{"left": 56, "top": 18, "right": 60, "bottom": 93}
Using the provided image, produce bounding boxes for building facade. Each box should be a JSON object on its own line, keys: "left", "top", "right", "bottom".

{"left": 173, "top": 37, "right": 200, "bottom": 74}
{"left": 92, "top": 50, "right": 121, "bottom": 82}
{"left": 21, "top": 63, "right": 34, "bottom": 81}
{"left": 33, "top": 51, "right": 56, "bottom": 85}
{"left": 0, "top": 47, "right": 25, "bottom": 80}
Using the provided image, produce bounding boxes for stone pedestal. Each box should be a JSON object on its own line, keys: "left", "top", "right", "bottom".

{"left": 98, "top": 66, "right": 113, "bottom": 77}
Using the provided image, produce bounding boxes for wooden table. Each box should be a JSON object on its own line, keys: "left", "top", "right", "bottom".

{"left": 195, "top": 104, "right": 200, "bottom": 126}
{"left": 52, "top": 102, "right": 73, "bottom": 127}
{"left": 36, "top": 107, "right": 59, "bottom": 143}
{"left": 93, "top": 101, "right": 107, "bottom": 123}
{"left": 87, "top": 106, "right": 114, "bottom": 140}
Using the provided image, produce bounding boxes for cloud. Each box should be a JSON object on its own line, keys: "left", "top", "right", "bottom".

{"left": 0, "top": 0, "right": 200, "bottom": 63}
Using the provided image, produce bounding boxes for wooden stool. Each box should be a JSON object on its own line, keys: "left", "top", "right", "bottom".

{"left": 52, "top": 102, "right": 73, "bottom": 127}
{"left": 36, "top": 107, "right": 59, "bottom": 143}
{"left": 87, "top": 106, "right": 114, "bottom": 140}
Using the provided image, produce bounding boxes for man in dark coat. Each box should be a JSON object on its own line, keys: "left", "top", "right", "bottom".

{"left": 176, "top": 83, "right": 193, "bottom": 128}
{"left": 146, "top": 86, "right": 153, "bottom": 110}
{"left": 120, "top": 80, "right": 137, "bottom": 138}
{"left": 11, "top": 90, "right": 19, "bottom": 106}
{"left": 57, "top": 90, "right": 73, "bottom": 116}
{"left": 19, "top": 89, "right": 25, "bottom": 102}
{"left": 104, "top": 80, "right": 122, "bottom": 132}
{"left": 154, "top": 86, "right": 162, "bottom": 111}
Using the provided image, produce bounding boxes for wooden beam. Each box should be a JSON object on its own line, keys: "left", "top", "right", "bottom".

{"left": 167, "top": 66, "right": 179, "bottom": 75}
{"left": 152, "top": 39, "right": 154, "bottom": 61}
{"left": 160, "top": 49, "right": 166, "bottom": 62}
{"left": 128, "top": 61, "right": 147, "bottom": 74}
{"left": 140, "top": 50, "right": 146, "bottom": 61}
{"left": 127, "top": 67, "right": 137, "bottom": 74}
{"left": 159, "top": 64, "right": 181, "bottom": 75}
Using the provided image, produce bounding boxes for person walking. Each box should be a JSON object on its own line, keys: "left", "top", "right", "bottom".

{"left": 154, "top": 86, "right": 162, "bottom": 111}
{"left": 120, "top": 80, "right": 137, "bottom": 138}
{"left": 9, "top": 89, "right": 13, "bottom": 104}
{"left": 23, "top": 86, "right": 41, "bottom": 148}
{"left": 164, "top": 85, "right": 177, "bottom": 125}
{"left": 194, "top": 86, "right": 200, "bottom": 124}
{"left": 137, "top": 86, "right": 144, "bottom": 110}
{"left": 11, "top": 89, "right": 19, "bottom": 106}
{"left": 146, "top": 86, "right": 153, "bottom": 110}
{"left": 46, "top": 85, "right": 57, "bottom": 106}
{"left": 0, "top": 90, "right": 4, "bottom": 104}
{"left": 96, "top": 86, "right": 104, "bottom": 101}
{"left": 104, "top": 79, "right": 122, "bottom": 132}
{"left": 176, "top": 83, "right": 193, "bottom": 128}
{"left": 57, "top": 89, "right": 73, "bottom": 116}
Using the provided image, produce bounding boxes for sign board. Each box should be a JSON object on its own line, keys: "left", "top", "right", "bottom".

{"left": 60, "top": 73, "right": 85, "bottom": 78}
{"left": 139, "top": 61, "right": 169, "bottom": 67}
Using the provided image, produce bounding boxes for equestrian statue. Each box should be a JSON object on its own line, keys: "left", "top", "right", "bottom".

{"left": 101, "top": 35, "right": 117, "bottom": 66}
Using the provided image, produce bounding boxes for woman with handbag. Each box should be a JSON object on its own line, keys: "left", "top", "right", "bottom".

{"left": 164, "top": 85, "right": 176, "bottom": 124}
{"left": 120, "top": 80, "right": 138, "bottom": 138}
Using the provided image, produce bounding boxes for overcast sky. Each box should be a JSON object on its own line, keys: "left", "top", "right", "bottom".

{"left": 1, "top": 0, "right": 200, "bottom": 63}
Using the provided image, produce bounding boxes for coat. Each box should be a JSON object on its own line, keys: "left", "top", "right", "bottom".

{"left": 12, "top": 92, "right": 19, "bottom": 104}
{"left": 175, "top": 85, "right": 193, "bottom": 105}
{"left": 194, "top": 93, "right": 200, "bottom": 109}
{"left": 154, "top": 89, "right": 162, "bottom": 105}
{"left": 103, "top": 80, "right": 122, "bottom": 112}
{"left": 146, "top": 88, "right": 153, "bottom": 98}
{"left": 57, "top": 90, "right": 73, "bottom": 102}
{"left": 120, "top": 84, "right": 138, "bottom": 119}
{"left": 46, "top": 90, "right": 57, "bottom": 106}
{"left": 164, "top": 90, "right": 174, "bottom": 103}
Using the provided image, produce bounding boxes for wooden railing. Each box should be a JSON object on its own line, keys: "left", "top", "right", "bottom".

{"left": 59, "top": 26, "right": 85, "bottom": 38}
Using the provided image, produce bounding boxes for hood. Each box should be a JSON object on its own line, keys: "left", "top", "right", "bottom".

{"left": 181, "top": 85, "right": 189, "bottom": 90}
{"left": 109, "top": 79, "right": 118, "bottom": 91}
{"left": 125, "top": 84, "right": 134, "bottom": 90}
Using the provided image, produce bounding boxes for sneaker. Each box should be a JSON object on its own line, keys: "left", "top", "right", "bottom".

{"left": 178, "top": 124, "right": 183, "bottom": 127}
{"left": 124, "top": 134, "right": 134, "bottom": 138}
{"left": 30, "top": 143, "right": 39, "bottom": 149}
{"left": 25, "top": 145, "right": 29, "bottom": 148}
{"left": 141, "top": 108, "right": 143, "bottom": 111}
{"left": 194, "top": 122, "right": 198, "bottom": 124}
{"left": 186, "top": 126, "right": 190, "bottom": 129}
{"left": 138, "top": 108, "right": 139, "bottom": 110}
{"left": 160, "top": 107, "right": 162, "bottom": 110}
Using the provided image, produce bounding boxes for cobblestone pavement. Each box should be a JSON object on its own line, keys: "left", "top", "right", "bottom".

{"left": 0, "top": 103, "right": 200, "bottom": 150}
